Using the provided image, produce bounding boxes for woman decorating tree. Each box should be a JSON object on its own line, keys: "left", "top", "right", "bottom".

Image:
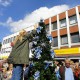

{"left": 7, "top": 26, "right": 37, "bottom": 80}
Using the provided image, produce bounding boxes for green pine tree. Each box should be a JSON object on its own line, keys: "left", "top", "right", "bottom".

{"left": 28, "top": 20, "right": 57, "bottom": 80}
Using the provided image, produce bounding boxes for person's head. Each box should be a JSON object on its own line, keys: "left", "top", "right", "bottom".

{"left": 70, "top": 60, "right": 74, "bottom": 65}
{"left": 13, "top": 29, "right": 27, "bottom": 44}
{"left": 19, "top": 29, "right": 27, "bottom": 41}
{"left": 61, "top": 61, "right": 65, "bottom": 66}
{"left": 65, "top": 58, "right": 70, "bottom": 68}
{"left": 75, "top": 62, "right": 79, "bottom": 69}
{"left": 2, "top": 68, "right": 7, "bottom": 73}
{"left": 19, "top": 29, "right": 27, "bottom": 36}
{"left": 54, "top": 61, "right": 59, "bottom": 65}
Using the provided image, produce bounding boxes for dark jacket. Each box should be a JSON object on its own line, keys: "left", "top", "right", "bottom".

{"left": 59, "top": 66, "right": 65, "bottom": 80}
{"left": 7, "top": 30, "right": 36, "bottom": 64}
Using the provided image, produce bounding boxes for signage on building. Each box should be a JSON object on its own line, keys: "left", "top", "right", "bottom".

{"left": 54, "top": 47, "right": 80, "bottom": 55}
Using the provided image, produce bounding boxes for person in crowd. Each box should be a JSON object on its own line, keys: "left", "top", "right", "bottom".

{"left": 2, "top": 62, "right": 9, "bottom": 71}
{"left": 59, "top": 58, "right": 74, "bottom": 80}
{"left": 59, "top": 61, "right": 65, "bottom": 80}
{"left": 70, "top": 60, "right": 75, "bottom": 72}
{"left": 6, "top": 64, "right": 13, "bottom": 80}
{"left": 7, "top": 25, "right": 37, "bottom": 80}
{"left": 24, "top": 65, "right": 30, "bottom": 80}
{"left": 74, "top": 62, "right": 80, "bottom": 80}
{"left": 2, "top": 68, "right": 7, "bottom": 80}
{"left": 54, "top": 61, "right": 61, "bottom": 80}
{"left": 65, "top": 58, "right": 74, "bottom": 80}
{"left": 61, "top": 61, "right": 65, "bottom": 66}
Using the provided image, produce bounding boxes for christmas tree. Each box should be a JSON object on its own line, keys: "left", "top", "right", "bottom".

{"left": 27, "top": 20, "right": 57, "bottom": 80}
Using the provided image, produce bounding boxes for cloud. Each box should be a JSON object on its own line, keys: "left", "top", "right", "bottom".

{"left": 0, "top": 22, "right": 6, "bottom": 26}
{"left": 0, "top": 0, "right": 12, "bottom": 7}
{"left": 0, "top": 17, "right": 12, "bottom": 27}
{"left": 0, "top": 4, "right": 70, "bottom": 32}
{"left": 0, "top": 0, "right": 12, "bottom": 16}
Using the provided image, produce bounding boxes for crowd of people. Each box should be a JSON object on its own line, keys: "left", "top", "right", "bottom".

{"left": 0, "top": 59, "right": 80, "bottom": 80}
{"left": 0, "top": 62, "right": 12, "bottom": 80}
{"left": 54, "top": 58, "right": 80, "bottom": 80}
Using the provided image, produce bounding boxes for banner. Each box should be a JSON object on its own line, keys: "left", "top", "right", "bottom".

{"left": 54, "top": 47, "right": 80, "bottom": 55}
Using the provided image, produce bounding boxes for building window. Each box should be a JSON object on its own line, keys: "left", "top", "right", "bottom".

{"left": 69, "top": 15, "right": 77, "bottom": 25}
{"left": 8, "top": 38, "right": 10, "bottom": 43}
{"left": 61, "top": 35, "right": 68, "bottom": 45}
{"left": 5, "top": 39, "right": 8, "bottom": 44}
{"left": 2, "top": 48, "right": 5, "bottom": 53}
{"left": 52, "top": 22, "right": 57, "bottom": 30}
{"left": 60, "top": 19, "right": 66, "bottom": 28}
{"left": 3, "top": 40, "right": 5, "bottom": 44}
{"left": 52, "top": 37, "right": 58, "bottom": 47}
{"left": 71, "top": 32, "right": 80, "bottom": 43}
{"left": 10, "top": 38, "right": 12, "bottom": 42}
{"left": 11, "top": 37, "right": 14, "bottom": 42}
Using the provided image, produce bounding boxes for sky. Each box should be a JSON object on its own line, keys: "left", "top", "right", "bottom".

{"left": 0, "top": 0, "right": 80, "bottom": 42}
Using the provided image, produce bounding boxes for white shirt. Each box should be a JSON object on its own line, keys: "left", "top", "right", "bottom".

{"left": 65, "top": 67, "right": 74, "bottom": 80}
